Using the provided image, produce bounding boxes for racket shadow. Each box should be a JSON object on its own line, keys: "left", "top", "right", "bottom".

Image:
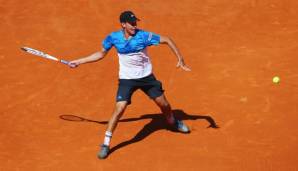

{"left": 59, "top": 114, "right": 108, "bottom": 124}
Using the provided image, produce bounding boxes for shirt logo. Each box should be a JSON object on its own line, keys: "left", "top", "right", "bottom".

{"left": 148, "top": 33, "right": 152, "bottom": 41}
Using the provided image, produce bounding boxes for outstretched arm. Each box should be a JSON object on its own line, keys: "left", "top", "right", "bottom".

{"left": 159, "top": 35, "right": 191, "bottom": 71}
{"left": 68, "top": 48, "right": 108, "bottom": 68}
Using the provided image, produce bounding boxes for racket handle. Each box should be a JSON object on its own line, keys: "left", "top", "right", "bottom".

{"left": 60, "top": 59, "right": 69, "bottom": 65}
{"left": 61, "top": 59, "right": 77, "bottom": 68}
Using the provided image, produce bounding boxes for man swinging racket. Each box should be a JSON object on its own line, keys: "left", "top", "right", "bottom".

{"left": 69, "top": 11, "right": 191, "bottom": 159}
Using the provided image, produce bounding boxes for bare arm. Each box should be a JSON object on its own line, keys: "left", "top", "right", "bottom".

{"left": 68, "top": 48, "right": 108, "bottom": 67}
{"left": 159, "top": 35, "right": 191, "bottom": 71}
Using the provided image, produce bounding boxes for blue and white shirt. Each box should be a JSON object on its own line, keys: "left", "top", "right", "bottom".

{"left": 102, "top": 29, "right": 160, "bottom": 79}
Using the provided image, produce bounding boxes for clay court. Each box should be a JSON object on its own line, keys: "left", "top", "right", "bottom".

{"left": 1, "top": 0, "right": 298, "bottom": 170}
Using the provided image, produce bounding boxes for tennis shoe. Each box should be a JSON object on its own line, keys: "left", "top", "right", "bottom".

{"left": 171, "top": 119, "right": 190, "bottom": 133}
{"left": 97, "top": 144, "right": 110, "bottom": 159}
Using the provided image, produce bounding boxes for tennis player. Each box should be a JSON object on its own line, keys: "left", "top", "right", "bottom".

{"left": 69, "top": 11, "right": 191, "bottom": 159}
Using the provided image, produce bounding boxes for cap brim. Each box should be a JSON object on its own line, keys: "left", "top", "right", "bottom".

{"left": 128, "top": 17, "right": 140, "bottom": 22}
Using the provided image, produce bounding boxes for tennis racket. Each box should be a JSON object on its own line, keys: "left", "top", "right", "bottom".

{"left": 21, "top": 46, "right": 70, "bottom": 65}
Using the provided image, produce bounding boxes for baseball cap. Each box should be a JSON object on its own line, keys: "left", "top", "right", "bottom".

{"left": 119, "top": 11, "right": 140, "bottom": 23}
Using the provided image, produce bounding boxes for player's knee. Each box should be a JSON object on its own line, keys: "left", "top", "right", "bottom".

{"left": 114, "top": 101, "right": 127, "bottom": 113}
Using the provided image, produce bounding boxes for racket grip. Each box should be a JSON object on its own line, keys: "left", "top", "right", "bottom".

{"left": 60, "top": 59, "right": 69, "bottom": 65}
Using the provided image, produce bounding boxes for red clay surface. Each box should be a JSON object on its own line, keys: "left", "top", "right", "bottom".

{"left": 1, "top": 0, "right": 298, "bottom": 170}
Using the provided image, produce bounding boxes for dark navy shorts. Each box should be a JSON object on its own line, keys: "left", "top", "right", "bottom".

{"left": 116, "top": 74, "right": 164, "bottom": 105}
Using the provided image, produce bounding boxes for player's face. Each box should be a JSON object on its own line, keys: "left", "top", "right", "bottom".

{"left": 122, "top": 21, "right": 137, "bottom": 36}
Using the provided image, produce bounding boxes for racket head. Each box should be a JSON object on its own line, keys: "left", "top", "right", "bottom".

{"left": 21, "top": 47, "right": 46, "bottom": 56}
{"left": 21, "top": 47, "right": 59, "bottom": 61}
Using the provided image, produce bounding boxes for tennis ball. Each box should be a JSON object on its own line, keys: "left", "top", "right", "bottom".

{"left": 272, "top": 76, "right": 280, "bottom": 84}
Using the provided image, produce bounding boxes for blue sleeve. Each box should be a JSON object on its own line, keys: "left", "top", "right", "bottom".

{"left": 102, "top": 34, "right": 113, "bottom": 51}
{"left": 143, "top": 31, "right": 160, "bottom": 46}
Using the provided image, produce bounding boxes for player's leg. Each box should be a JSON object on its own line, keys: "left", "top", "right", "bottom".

{"left": 140, "top": 74, "right": 190, "bottom": 133}
{"left": 98, "top": 101, "right": 128, "bottom": 159}
{"left": 98, "top": 79, "right": 137, "bottom": 159}
{"left": 106, "top": 101, "right": 128, "bottom": 133}
{"left": 153, "top": 94, "right": 190, "bottom": 133}
{"left": 153, "top": 94, "right": 174, "bottom": 124}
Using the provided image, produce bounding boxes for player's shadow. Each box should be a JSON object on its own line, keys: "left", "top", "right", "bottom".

{"left": 59, "top": 109, "right": 219, "bottom": 156}
{"left": 108, "top": 109, "right": 219, "bottom": 155}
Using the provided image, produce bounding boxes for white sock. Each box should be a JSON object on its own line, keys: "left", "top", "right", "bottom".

{"left": 103, "top": 131, "right": 112, "bottom": 146}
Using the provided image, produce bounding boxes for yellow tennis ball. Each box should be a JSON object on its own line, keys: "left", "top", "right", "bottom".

{"left": 272, "top": 76, "right": 280, "bottom": 84}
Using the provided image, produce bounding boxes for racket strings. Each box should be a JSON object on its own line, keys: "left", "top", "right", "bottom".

{"left": 24, "top": 48, "right": 46, "bottom": 57}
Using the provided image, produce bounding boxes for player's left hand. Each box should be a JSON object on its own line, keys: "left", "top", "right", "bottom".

{"left": 176, "top": 59, "right": 191, "bottom": 71}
